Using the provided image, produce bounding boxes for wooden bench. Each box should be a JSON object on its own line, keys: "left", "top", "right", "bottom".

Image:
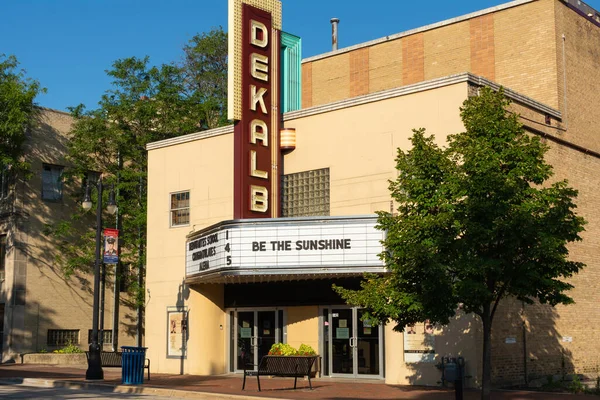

{"left": 242, "top": 355, "right": 317, "bottom": 391}
{"left": 85, "top": 351, "right": 151, "bottom": 380}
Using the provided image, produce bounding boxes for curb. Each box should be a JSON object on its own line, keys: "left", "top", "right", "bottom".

{"left": 0, "top": 378, "right": 288, "bottom": 400}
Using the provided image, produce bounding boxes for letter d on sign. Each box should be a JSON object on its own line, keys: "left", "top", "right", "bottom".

{"left": 251, "top": 20, "right": 268, "bottom": 48}
{"left": 250, "top": 185, "right": 268, "bottom": 213}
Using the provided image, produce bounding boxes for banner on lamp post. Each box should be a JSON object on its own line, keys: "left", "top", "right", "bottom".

{"left": 103, "top": 228, "right": 119, "bottom": 264}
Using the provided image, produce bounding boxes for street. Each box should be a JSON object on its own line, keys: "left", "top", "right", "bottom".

{"left": 0, "top": 384, "right": 180, "bottom": 400}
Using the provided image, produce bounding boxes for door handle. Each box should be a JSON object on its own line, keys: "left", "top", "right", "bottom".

{"left": 251, "top": 336, "right": 256, "bottom": 347}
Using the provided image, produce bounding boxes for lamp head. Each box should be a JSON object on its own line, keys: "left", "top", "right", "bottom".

{"left": 82, "top": 185, "right": 92, "bottom": 211}
{"left": 107, "top": 186, "right": 118, "bottom": 215}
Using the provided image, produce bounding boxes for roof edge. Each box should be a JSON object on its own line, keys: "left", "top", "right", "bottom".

{"left": 302, "top": 0, "right": 536, "bottom": 64}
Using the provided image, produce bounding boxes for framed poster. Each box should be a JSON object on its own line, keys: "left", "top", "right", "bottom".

{"left": 167, "top": 307, "right": 187, "bottom": 358}
{"left": 404, "top": 320, "right": 435, "bottom": 363}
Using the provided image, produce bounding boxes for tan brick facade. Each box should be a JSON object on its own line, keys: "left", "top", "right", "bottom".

{"left": 301, "top": 62, "right": 312, "bottom": 108}
{"left": 0, "top": 109, "right": 137, "bottom": 360}
{"left": 368, "top": 39, "right": 403, "bottom": 93}
{"left": 470, "top": 15, "right": 495, "bottom": 80}
{"left": 303, "top": 0, "right": 561, "bottom": 110}
{"left": 349, "top": 47, "right": 370, "bottom": 97}
{"left": 424, "top": 21, "right": 470, "bottom": 80}
{"left": 402, "top": 33, "right": 425, "bottom": 85}
{"left": 311, "top": 53, "right": 350, "bottom": 105}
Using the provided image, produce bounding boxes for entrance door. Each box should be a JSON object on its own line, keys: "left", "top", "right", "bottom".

{"left": 230, "top": 309, "right": 282, "bottom": 372}
{"left": 326, "top": 307, "right": 383, "bottom": 378}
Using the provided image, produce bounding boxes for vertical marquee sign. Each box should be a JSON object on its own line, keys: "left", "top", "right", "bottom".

{"left": 228, "top": 0, "right": 282, "bottom": 219}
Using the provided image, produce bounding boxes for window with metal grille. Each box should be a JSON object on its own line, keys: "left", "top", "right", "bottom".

{"left": 42, "top": 164, "right": 64, "bottom": 201}
{"left": 47, "top": 329, "right": 79, "bottom": 346}
{"left": 87, "top": 329, "right": 113, "bottom": 344}
{"left": 170, "top": 191, "right": 190, "bottom": 227}
{"left": 281, "top": 168, "right": 330, "bottom": 217}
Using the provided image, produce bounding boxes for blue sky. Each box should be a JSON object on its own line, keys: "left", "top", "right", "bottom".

{"left": 2, "top": 0, "right": 599, "bottom": 112}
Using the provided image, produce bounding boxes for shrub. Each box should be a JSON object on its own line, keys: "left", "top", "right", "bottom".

{"left": 268, "top": 343, "right": 317, "bottom": 356}
{"left": 298, "top": 344, "right": 316, "bottom": 356}
{"left": 268, "top": 343, "right": 298, "bottom": 356}
{"left": 53, "top": 342, "right": 83, "bottom": 354}
{"left": 568, "top": 375, "right": 585, "bottom": 394}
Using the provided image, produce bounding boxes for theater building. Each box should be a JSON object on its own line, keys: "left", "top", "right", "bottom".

{"left": 145, "top": 0, "right": 600, "bottom": 386}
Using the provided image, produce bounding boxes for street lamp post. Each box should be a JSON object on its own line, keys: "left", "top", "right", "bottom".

{"left": 83, "top": 177, "right": 117, "bottom": 380}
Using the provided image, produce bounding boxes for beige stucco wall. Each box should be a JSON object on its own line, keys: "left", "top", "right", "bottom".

{"left": 385, "top": 313, "right": 481, "bottom": 386}
{"left": 286, "top": 306, "right": 319, "bottom": 353}
{"left": 283, "top": 82, "right": 469, "bottom": 216}
{"left": 146, "top": 132, "right": 233, "bottom": 374}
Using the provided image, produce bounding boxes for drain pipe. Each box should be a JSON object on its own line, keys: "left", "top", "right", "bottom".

{"left": 331, "top": 18, "right": 339, "bottom": 51}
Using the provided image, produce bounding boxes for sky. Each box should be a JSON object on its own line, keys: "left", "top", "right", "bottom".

{"left": 2, "top": 0, "right": 599, "bottom": 112}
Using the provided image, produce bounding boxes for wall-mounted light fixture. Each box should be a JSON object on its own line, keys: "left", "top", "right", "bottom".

{"left": 280, "top": 128, "right": 296, "bottom": 152}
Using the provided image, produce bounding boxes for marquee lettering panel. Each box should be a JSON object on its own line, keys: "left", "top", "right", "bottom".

{"left": 186, "top": 218, "right": 385, "bottom": 276}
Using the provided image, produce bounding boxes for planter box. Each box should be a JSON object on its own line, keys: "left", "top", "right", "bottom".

{"left": 310, "top": 356, "right": 321, "bottom": 378}
{"left": 20, "top": 353, "right": 87, "bottom": 365}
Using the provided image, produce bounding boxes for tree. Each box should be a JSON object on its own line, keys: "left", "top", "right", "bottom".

{"left": 0, "top": 54, "right": 45, "bottom": 177}
{"left": 47, "top": 29, "right": 228, "bottom": 319}
{"left": 181, "top": 27, "right": 228, "bottom": 129}
{"left": 334, "top": 87, "right": 586, "bottom": 399}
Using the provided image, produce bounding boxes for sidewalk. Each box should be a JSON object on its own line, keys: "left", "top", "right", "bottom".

{"left": 0, "top": 363, "right": 596, "bottom": 400}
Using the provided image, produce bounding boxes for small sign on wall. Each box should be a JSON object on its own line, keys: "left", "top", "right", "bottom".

{"left": 167, "top": 307, "right": 187, "bottom": 358}
{"left": 562, "top": 336, "right": 573, "bottom": 343}
{"left": 505, "top": 337, "right": 517, "bottom": 344}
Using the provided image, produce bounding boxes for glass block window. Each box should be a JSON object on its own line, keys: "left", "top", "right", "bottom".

{"left": 47, "top": 329, "right": 79, "bottom": 346}
{"left": 42, "top": 164, "right": 64, "bottom": 201}
{"left": 170, "top": 191, "right": 190, "bottom": 227}
{"left": 281, "top": 168, "right": 330, "bottom": 217}
{"left": 88, "top": 329, "right": 113, "bottom": 344}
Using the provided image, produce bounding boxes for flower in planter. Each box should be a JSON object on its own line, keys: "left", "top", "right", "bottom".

{"left": 298, "top": 344, "right": 317, "bottom": 356}
{"left": 268, "top": 343, "right": 318, "bottom": 356}
{"left": 268, "top": 343, "right": 298, "bottom": 356}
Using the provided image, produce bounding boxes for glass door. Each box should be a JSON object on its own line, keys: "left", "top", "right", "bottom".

{"left": 257, "top": 311, "right": 276, "bottom": 361}
{"left": 356, "top": 309, "right": 380, "bottom": 377}
{"left": 236, "top": 311, "right": 255, "bottom": 370}
{"left": 331, "top": 308, "right": 354, "bottom": 375}
{"left": 229, "top": 309, "right": 282, "bottom": 372}
{"left": 326, "top": 307, "right": 383, "bottom": 378}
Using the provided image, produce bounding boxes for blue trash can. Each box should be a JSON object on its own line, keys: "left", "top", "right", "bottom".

{"left": 121, "top": 346, "right": 147, "bottom": 385}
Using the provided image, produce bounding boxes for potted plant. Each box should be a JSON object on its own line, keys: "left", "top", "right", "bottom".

{"left": 268, "top": 343, "right": 320, "bottom": 377}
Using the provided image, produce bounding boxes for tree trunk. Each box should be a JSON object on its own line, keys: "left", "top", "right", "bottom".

{"left": 481, "top": 305, "right": 492, "bottom": 400}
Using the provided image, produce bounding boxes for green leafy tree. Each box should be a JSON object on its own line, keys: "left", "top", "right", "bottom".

{"left": 0, "top": 54, "right": 45, "bottom": 176}
{"left": 48, "top": 29, "right": 229, "bottom": 308}
{"left": 181, "top": 27, "right": 228, "bottom": 129}
{"left": 335, "top": 87, "right": 585, "bottom": 399}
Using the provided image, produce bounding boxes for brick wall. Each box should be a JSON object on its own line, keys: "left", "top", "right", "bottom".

{"left": 303, "top": 0, "right": 559, "bottom": 110}
{"left": 554, "top": 1, "right": 600, "bottom": 154}
{"left": 368, "top": 38, "right": 403, "bottom": 93}
{"left": 424, "top": 20, "right": 470, "bottom": 80}
{"left": 470, "top": 14, "right": 495, "bottom": 80}
{"left": 488, "top": 97, "right": 600, "bottom": 385}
